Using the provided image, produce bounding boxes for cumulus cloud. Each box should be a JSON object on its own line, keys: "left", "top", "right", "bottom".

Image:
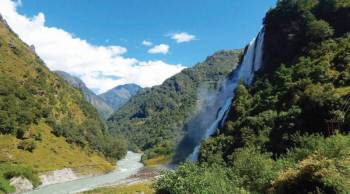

{"left": 148, "top": 44, "right": 169, "bottom": 54}
{"left": 0, "top": 0, "right": 185, "bottom": 94}
{"left": 170, "top": 32, "right": 196, "bottom": 43}
{"left": 142, "top": 40, "right": 152, "bottom": 46}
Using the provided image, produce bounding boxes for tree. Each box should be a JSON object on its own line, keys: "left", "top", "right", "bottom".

{"left": 306, "top": 19, "right": 334, "bottom": 40}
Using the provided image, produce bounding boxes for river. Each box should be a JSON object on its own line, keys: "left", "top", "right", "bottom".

{"left": 26, "top": 151, "right": 143, "bottom": 194}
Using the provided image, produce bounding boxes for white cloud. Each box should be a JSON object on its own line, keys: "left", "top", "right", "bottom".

{"left": 170, "top": 32, "right": 196, "bottom": 43}
{"left": 148, "top": 44, "right": 169, "bottom": 54}
{"left": 0, "top": 0, "right": 185, "bottom": 94}
{"left": 142, "top": 40, "right": 152, "bottom": 46}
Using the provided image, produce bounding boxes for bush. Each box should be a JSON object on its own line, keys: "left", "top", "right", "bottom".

{"left": 17, "top": 139, "right": 36, "bottom": 152}
{"left": 229, "top": 147, "right": 278, "bottom": 193}
{"left": 306, "top": 19, "right": 334, "bottom": 41}
{"left": 103, "top": 136, "right": 128, "bottom": 160}
{"left": 268, "top": 154, "right": 350, "bottom": 194}
{"left": 141, "top": 141, "right": 173, "bottom": 162}
{"left": 154, "top": 162, "right": 247, "bottom": 194}
{"left": 0, "top": 163, "right": 40, "bottom": 193}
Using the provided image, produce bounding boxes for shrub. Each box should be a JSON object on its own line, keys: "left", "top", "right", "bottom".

{"left": 0, "top": 163, "right": 40, "bottom": 193}
{"left": 103, "top": 136, "right": 128, "bottom": 160}
{"left": 141, "top": 141, "right": 173, "bottom": 162}
{"left": 268, "top": 154, "right": 350, "bottom": 194}
{"left": 230, "top": 147, "right": 278, "bottom": 193}
{"left": 306, "top": 19, "right": 334, "bottom": 41}
{"left": 154, "top": 162, "right": 247, "bottom": 194}
{"left": 17, "top": 139, "right": 36, "bottom": 152}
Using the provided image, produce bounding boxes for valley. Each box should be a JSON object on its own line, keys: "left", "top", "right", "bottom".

{"left": 0, "top": 0, "right": 349, "bottom": 194}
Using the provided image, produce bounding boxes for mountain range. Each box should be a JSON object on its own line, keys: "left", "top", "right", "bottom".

{"left": 55, "top": 71, "right": 141, "bottom": 119}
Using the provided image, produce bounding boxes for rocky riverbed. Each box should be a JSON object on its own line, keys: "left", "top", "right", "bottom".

{"left": 19, "top": 151, "right": 143, "bottom": 194}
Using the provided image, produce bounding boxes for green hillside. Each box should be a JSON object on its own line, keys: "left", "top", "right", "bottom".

{"left": 108, "top": 50, "right": 242, "bottom": 160}
{"left": 155, "top": 0, "right": 350, "bottom": 193}
{"left": 0, "top": 16, "right": 126, "bottom": 193}
{"left": 55, "top": 71, "right": 114, "bottom": 119}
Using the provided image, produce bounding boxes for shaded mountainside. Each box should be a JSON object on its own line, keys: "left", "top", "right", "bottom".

{"left": 0, "top": 16, "right": 127, "bottom": 193}
{"left": 108, "top": 50, "right": 242, "bottom": 159}
{"left": 99, "top": 83, "right": 142, "bottom": 110}
{"left": 55, "top": 71, "right": 114, "bottom": 119}
{"left": 155, "top": 0, "right": 350, "bottom": 194}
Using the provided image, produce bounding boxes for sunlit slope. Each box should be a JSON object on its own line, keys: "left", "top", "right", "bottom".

{"left": 0, "top": 16, "right": 123, "bottom": 174}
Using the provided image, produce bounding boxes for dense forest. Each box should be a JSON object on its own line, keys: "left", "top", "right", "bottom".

{"left": 0, "top": 15, "right": 126, "bottom": 193}
{"left": 108, "top": 50, "right": 242, "bottom": 160}
{"left": 155, "top": 0, "right": 350, "bottom": 193}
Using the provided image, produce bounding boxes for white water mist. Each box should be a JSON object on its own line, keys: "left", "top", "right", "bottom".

{"left": 188, "top": 29, "right": 265, "bottom": 161}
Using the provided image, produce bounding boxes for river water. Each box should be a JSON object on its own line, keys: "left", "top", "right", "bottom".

{"left": 26, "top": 151, "right": 143, "bottom": 194}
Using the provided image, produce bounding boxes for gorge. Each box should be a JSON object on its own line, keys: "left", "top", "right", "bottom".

{"left": 186, "top": 29, "right": 265, "bottom": 161}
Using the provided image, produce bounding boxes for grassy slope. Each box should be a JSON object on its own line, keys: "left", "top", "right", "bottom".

{"left": 143, "top": 155, "right": 172, "bottom": 167}
{"left": 0, "top": 16, "right": 113, "bottom": 179}
{"left": 0, "top": 122, "right": 113, "bottom": 174}
{"left": 82, "top": 182, "right": 154, "bottom": 194}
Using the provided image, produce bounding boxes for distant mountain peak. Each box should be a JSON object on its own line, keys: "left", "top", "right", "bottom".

{"left": 99, "top": 83, "right": 142, "bottom": 110}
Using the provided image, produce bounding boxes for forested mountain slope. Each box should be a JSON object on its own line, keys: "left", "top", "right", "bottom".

{"left": 155, "top": 0, "right": 350, "bottom": 193}
{"left": 55, "top": 71, "right": 114, "bottom": 119}
{"left": 108, "top": 50, "right": 242, "bottom": 158}
{"left": 0, "top": 16, "right": 126, "bottom": 193}
{"left": 99, "top": 83, "right": 142, "bottom": 111}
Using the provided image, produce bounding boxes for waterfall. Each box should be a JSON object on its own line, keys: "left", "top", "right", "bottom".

{"left": 188, "top": 29, "right": 265, "bottom": 161}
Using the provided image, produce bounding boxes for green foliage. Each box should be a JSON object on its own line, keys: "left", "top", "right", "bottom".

{"left": 0, "top": 17, "right": 126, "bottom": 160}
{"left": 198, "top": 135, "right": 232, "bottom": 165}
{"left": 156, "top": 134, "right": 350, "bottom": 194}
{"left": 108, "top": 50, "right": 242, "bottom": 156}
{"left": 154, "top": 162, "right": 247, "bottom": 194}
{"left": 263, "top": 0, "right": 350, "bottom": 72}
{"left": 141, "top": 141, "right": 174, "bottom": 161}
{"left": 306, "top": 19, "right": 334, "bottom": 40}
{"left": 217, "top": 35, "right": 350, "bottom": 157}
{"left": 155, "top": 1, "right": 350, "bottom": 193}
{"left": 0, "top": 75, "right": 41, "bottom": 137}
{"left": 230, "top": 147, "right": 278, "bottom": 193}
{"left": 268, "top": 134, "right": 350, "bottom": 194}
{"left": 0, "top": 163, "right": 40, "bottom": 193}
{"left": 17, "top": 139, "right": 37, "bottom": 152}
{"left": 269, "top": 155, "right": 350, "bottom": 194}
{"left": 103, "top": 136, "right": 128, "bottom": 160}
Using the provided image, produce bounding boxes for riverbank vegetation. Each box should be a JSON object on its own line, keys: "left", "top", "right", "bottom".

{"left": 0, "top": 163, "right": 40, "bottom": 194}
{"left": 82, "top": 182, "right": 154, "bottom": 194}
{"left": 155, "top": 0, "right": 350, "bottom": 193}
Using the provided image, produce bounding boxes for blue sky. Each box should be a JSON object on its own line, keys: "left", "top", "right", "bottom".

{"left": 0, "top": 0, "right": 276, "bottom": 93}
{"left": 17, "top": 0, "right": 276, "bottom": 66}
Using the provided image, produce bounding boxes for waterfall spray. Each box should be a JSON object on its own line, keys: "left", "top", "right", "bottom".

{"left": 188, "top": 29, "right": 265, "bottom": 161}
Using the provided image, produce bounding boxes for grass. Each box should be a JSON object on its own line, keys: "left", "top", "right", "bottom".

{"left": 143, "top": 155, "right": 172, "bottom": 167}
{"left": 0, "top": 163, "right": 40, "bottom": 194}
{"left": 0, "top": 18, "right": 115, "bottom": 176}
{"left": 0, "top": 122, "right": 114, "bottom": 175}
{"left": 82, "top": 182, "right": 154, "bottom": 194}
